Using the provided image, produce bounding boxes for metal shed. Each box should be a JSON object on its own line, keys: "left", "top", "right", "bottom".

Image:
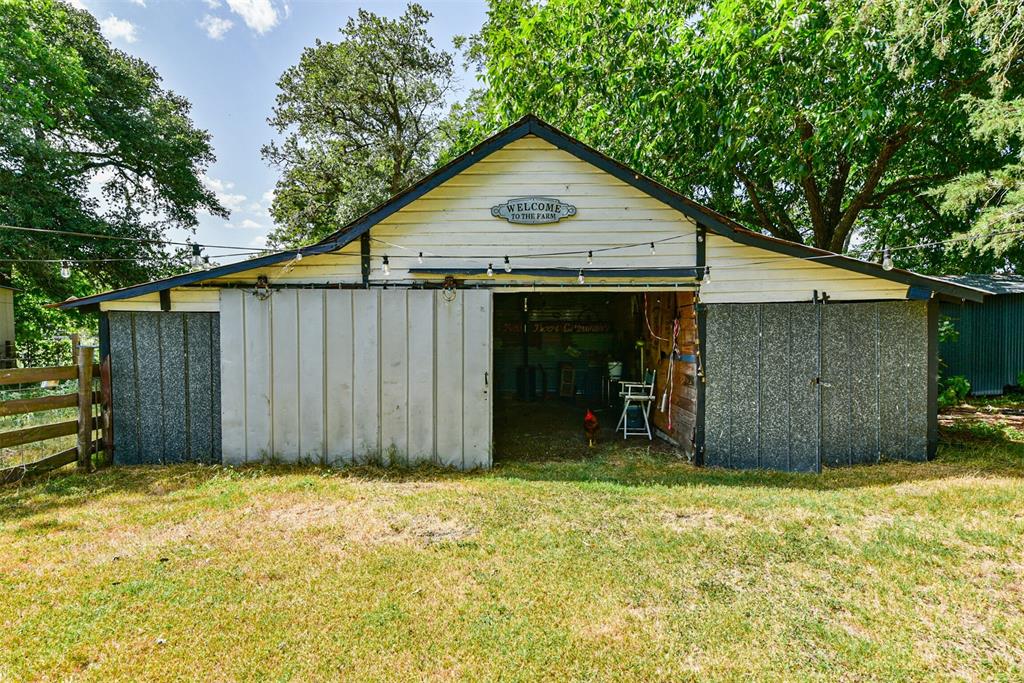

{"left": 57, "top": 116, "right": 985, "bottom": 472}
{"left": 940, "top": 274, "right": 1024, "bottom": 396}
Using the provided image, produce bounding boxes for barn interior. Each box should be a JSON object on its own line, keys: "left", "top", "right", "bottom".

{"left": 492, "top": 290, "right": 698, "bottom": 462}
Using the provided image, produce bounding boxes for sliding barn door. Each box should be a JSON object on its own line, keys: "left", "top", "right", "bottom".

{"left": 219, "top": 288, "right": 492, "bottom": 469}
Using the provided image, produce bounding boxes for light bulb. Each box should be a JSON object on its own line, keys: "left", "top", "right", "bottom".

{"left": 650, "top": 242, "right": 656, "bottom": 255}
{"left": 417, "top": 252, "right": 424, "bottom": 264}
{"left": 881, "top": 248, "right": 893, "bottom": 271}
{"left": 504, "top": 256, "right": 511, "bottom": 273}
{"left": 577, "top": 269, "right": 585, "bottom": 285}
{"left": 294, "top": 251, "right": 303, "bottom": 262}
{"left": 190, "top": 243, "right": 203, "bottom": 269}
{"left": 382, "top": 255, "right": 390, "bottom": 276}
{"left": 587, "top": 250, "right": 593, "bottom": 265}
{"left": 60, "top": 260, "right": 71, "bottom": 279}
{"left": 487, "top": 263, "right": 494, "bottom": 277}
{"left": 702, "top": 266, "right": 710, "bottom": 283}
{"left": 203, "top": 256, "right": 211, "bottom": 270}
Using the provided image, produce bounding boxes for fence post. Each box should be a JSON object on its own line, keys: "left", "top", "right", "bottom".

{"left": 100, "top": 356, "right": 113, "bottom": 467}
{"left": 77, "top": 346, "right": 94, "bottom": 472}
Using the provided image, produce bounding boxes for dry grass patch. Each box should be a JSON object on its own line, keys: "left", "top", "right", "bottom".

{"left": 1, "top": 437, "right": 1023, "bottom": 681}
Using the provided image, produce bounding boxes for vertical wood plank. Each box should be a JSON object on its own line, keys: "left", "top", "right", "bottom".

{"left": 462, "top": 290, "right": 492, "bottom": 469}
{"left": 76, "top": 346, "right": 94, "bottom": 471}
{"left": 243, "top": 292, "right": 273, "bottom": 461}
{"left": 158, "top": 313, "right": 187, "bottom": 463}
{"left": 435, "top": 292, "right": 464, "bottom": 468}
{"left": 406, "top": 290, "right": 435, "bottom": 464}
{"left": 271, "top": 289, "right": 300, "bottom": 461}
{"left": 108, "top": 312, "right": 139, "bottom": 465}
{"left": 186, "top": 312, "right": 214, "bottom": 464}
{"left": 379, "top": 290, "right": 408, "bottom": 465}
{"left": 297, "top": 290, "right": 326, "bottom": 462}
{"left": 352, "top": 290, "right": 380, "bottom": 462}
{"left": 325, "top": 291, "right": 354, "bottom": 464}
{"left": 219, "top": 291, "right": 247, "bottom": 464}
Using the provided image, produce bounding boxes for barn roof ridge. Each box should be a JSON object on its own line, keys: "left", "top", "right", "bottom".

{"left": 56, "top": 114, "right": 986, "bottom": 309}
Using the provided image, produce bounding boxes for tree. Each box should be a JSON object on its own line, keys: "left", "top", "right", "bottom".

{"left": 0, "top": 0, "right": 225, "bottom": 359}
{"left": 262, "top": 3, "right": 455, "bottom": 247}
{"left": 875, "top": 0, "right": 1024, "bottom": 273}
{"left": 460, "top": 0, "right": 1004, "bottom": 263}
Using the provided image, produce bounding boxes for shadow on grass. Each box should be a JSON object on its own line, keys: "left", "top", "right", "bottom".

{"left": 2, "top": 425, "right": 1022, "bottom": 522}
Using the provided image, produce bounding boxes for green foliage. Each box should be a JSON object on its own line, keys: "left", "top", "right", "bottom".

{"left": 938, "top": 374, "right": 971, "bottom": 408}
{"left": 0, "top": 0, "right": 224, "bottom": 359}
{"left": 262, "top": 3, "right": 455, "bottom": 247}
{"left": 458, "top": 0, "right": 1010, "bottom": 269}
{"left": 938, "top": 315, "right": 959, "bottom": 344}
{"left": 873, "top": 0, "right": 1024, "bottom": 272}
{"left": 1017, "top": 370, "right": 1024, "bottom": 389}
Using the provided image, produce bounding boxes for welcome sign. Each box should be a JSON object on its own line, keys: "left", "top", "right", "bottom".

{"left": 490, "top": 197, "right": 577, "bottom": 224}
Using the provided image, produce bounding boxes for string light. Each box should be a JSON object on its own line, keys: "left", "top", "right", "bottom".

{"left": 381, "top": 255, "right": 390, "bottom": 276}
{"left": 577, "top": 269, "right": 585, "bottom": 285}
{"left": 202, "top": 256, "right": 211, "bottom": 270}
{"left": 487, "top": 263, "right": 494, "bottom": 277}
{"left": 650, "top": 242, "right": 656, "bottom": 255}
{"left": 503, "top": 256, "right": 512, "bottom": 273}
{"left": 702, "top": 266, "right": 711, "bottom": 283}
{"left": 881, "top": 248, "right": 894, "bottom": 271}
{"left": 587, "top": 250, "right": 593, "bottom": 265}
{"left": 418, "top": 252, "right": 424, "bottom": 264}
{"left": 60, "top": 260, "right": 71, "bottom": 279}
{"left": 190, "top": 243, "right": 203, "bottom": 269}
{"left": 294, "top": 251, "right": 303, "bottom": 262}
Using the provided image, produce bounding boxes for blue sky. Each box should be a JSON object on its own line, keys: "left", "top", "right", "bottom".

{"left": 73, "top": 0, "right": 488, "bottom": 261}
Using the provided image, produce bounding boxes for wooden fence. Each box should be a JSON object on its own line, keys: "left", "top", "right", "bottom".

{"left": 0, "top": 346, "right": 112, "bottom": 484}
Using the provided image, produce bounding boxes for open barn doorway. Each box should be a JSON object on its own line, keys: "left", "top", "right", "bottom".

{"left": 491, "top": 290, "right": 698, "bottom": 463}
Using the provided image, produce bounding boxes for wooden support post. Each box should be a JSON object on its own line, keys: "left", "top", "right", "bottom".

{"left": 76, "top": 346, "right": 94, "bottom": 472}
{"left": 100, "top": 356, "right": 113, "bottom": 467}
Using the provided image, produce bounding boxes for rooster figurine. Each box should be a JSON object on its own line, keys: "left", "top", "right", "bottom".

{"left": 583, "top": 409, "right": 600, "bottom": 448}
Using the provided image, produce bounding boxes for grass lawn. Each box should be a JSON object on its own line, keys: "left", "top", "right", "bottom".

{"left": 2, "top": 429, "right": 1023, "bottom": 681}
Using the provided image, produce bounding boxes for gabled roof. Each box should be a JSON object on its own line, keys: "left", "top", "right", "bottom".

{"left": 56, "top": 115, "right": 987, "bottom": 309}
{"left": 941, "top": 274, "right": 1024, "bottom": 296}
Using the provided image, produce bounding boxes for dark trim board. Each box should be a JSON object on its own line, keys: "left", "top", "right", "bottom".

{"left": 408, "top": 267, "right": 700, "bottom": 278}
{"left": 55, "top": 115, "right": 987, "bottom": 310}
{"left": 694, "top": 224, "right": 708, "bottom": 467}
{"left": 927, "top": 298, "right": 939, "bottom": 459}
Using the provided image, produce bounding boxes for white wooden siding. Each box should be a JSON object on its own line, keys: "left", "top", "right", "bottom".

{"left": 0, "top": 287, "right": 13, "bottom": 348}
{"left": 219, "top": 288, "right": 492, "bottom": 469}
{"left": 368, "top": 135, "right": 698, "bottom": 282}
{"left": 99, "top": 287, "right": 220, "bottom": 311}
{"left": 701, "top": 236, "right": 910, "bottom": 303}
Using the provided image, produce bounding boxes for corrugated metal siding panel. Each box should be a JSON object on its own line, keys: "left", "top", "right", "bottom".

{"left": 940, "top": 294, "right": 1024, "bottom": 395}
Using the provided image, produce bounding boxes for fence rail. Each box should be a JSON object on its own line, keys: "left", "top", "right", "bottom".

{"left": 0, "top": 346, "right": 111, "bottom": 484}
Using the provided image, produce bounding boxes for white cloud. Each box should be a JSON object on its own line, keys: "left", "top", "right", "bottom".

{"left": 261, "top": 189, "right": 275, "bottom": 205}
{"left": 66, "top": 0, "right": 88, "bottom": 9}
{"left": 198, "top": 14, "right": 234, "bottom": 39}
{"left": 99, "top": 16, "right": 138, "bottom": 43}
{"left": 226, "top": 0, "right": 279, "bottom": 34}
{"left": 128, "top": 0, "right": 146, "bottom": 6}
{"left": 239, "top": 219, "right": 263, "bottom": 229}
{"left": 203, "top": 176, "right": 247, "bottom": 211}
{"left": 204, "top": 0, "right": 222, "bottom": 7}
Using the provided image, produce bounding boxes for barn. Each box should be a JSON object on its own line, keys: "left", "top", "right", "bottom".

{"left": 57, "top": 116, "right": 985, "bottom": 472}
{"left": 939, "top": 274, "right": 1024, "bottom": 396}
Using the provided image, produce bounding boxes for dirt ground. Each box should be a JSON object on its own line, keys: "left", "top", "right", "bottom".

{"left": 493, "top": 398, "right": 679, "bottom": 463}
{"left": 939, "top": 400, "right": 1024, "bottom": 431}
